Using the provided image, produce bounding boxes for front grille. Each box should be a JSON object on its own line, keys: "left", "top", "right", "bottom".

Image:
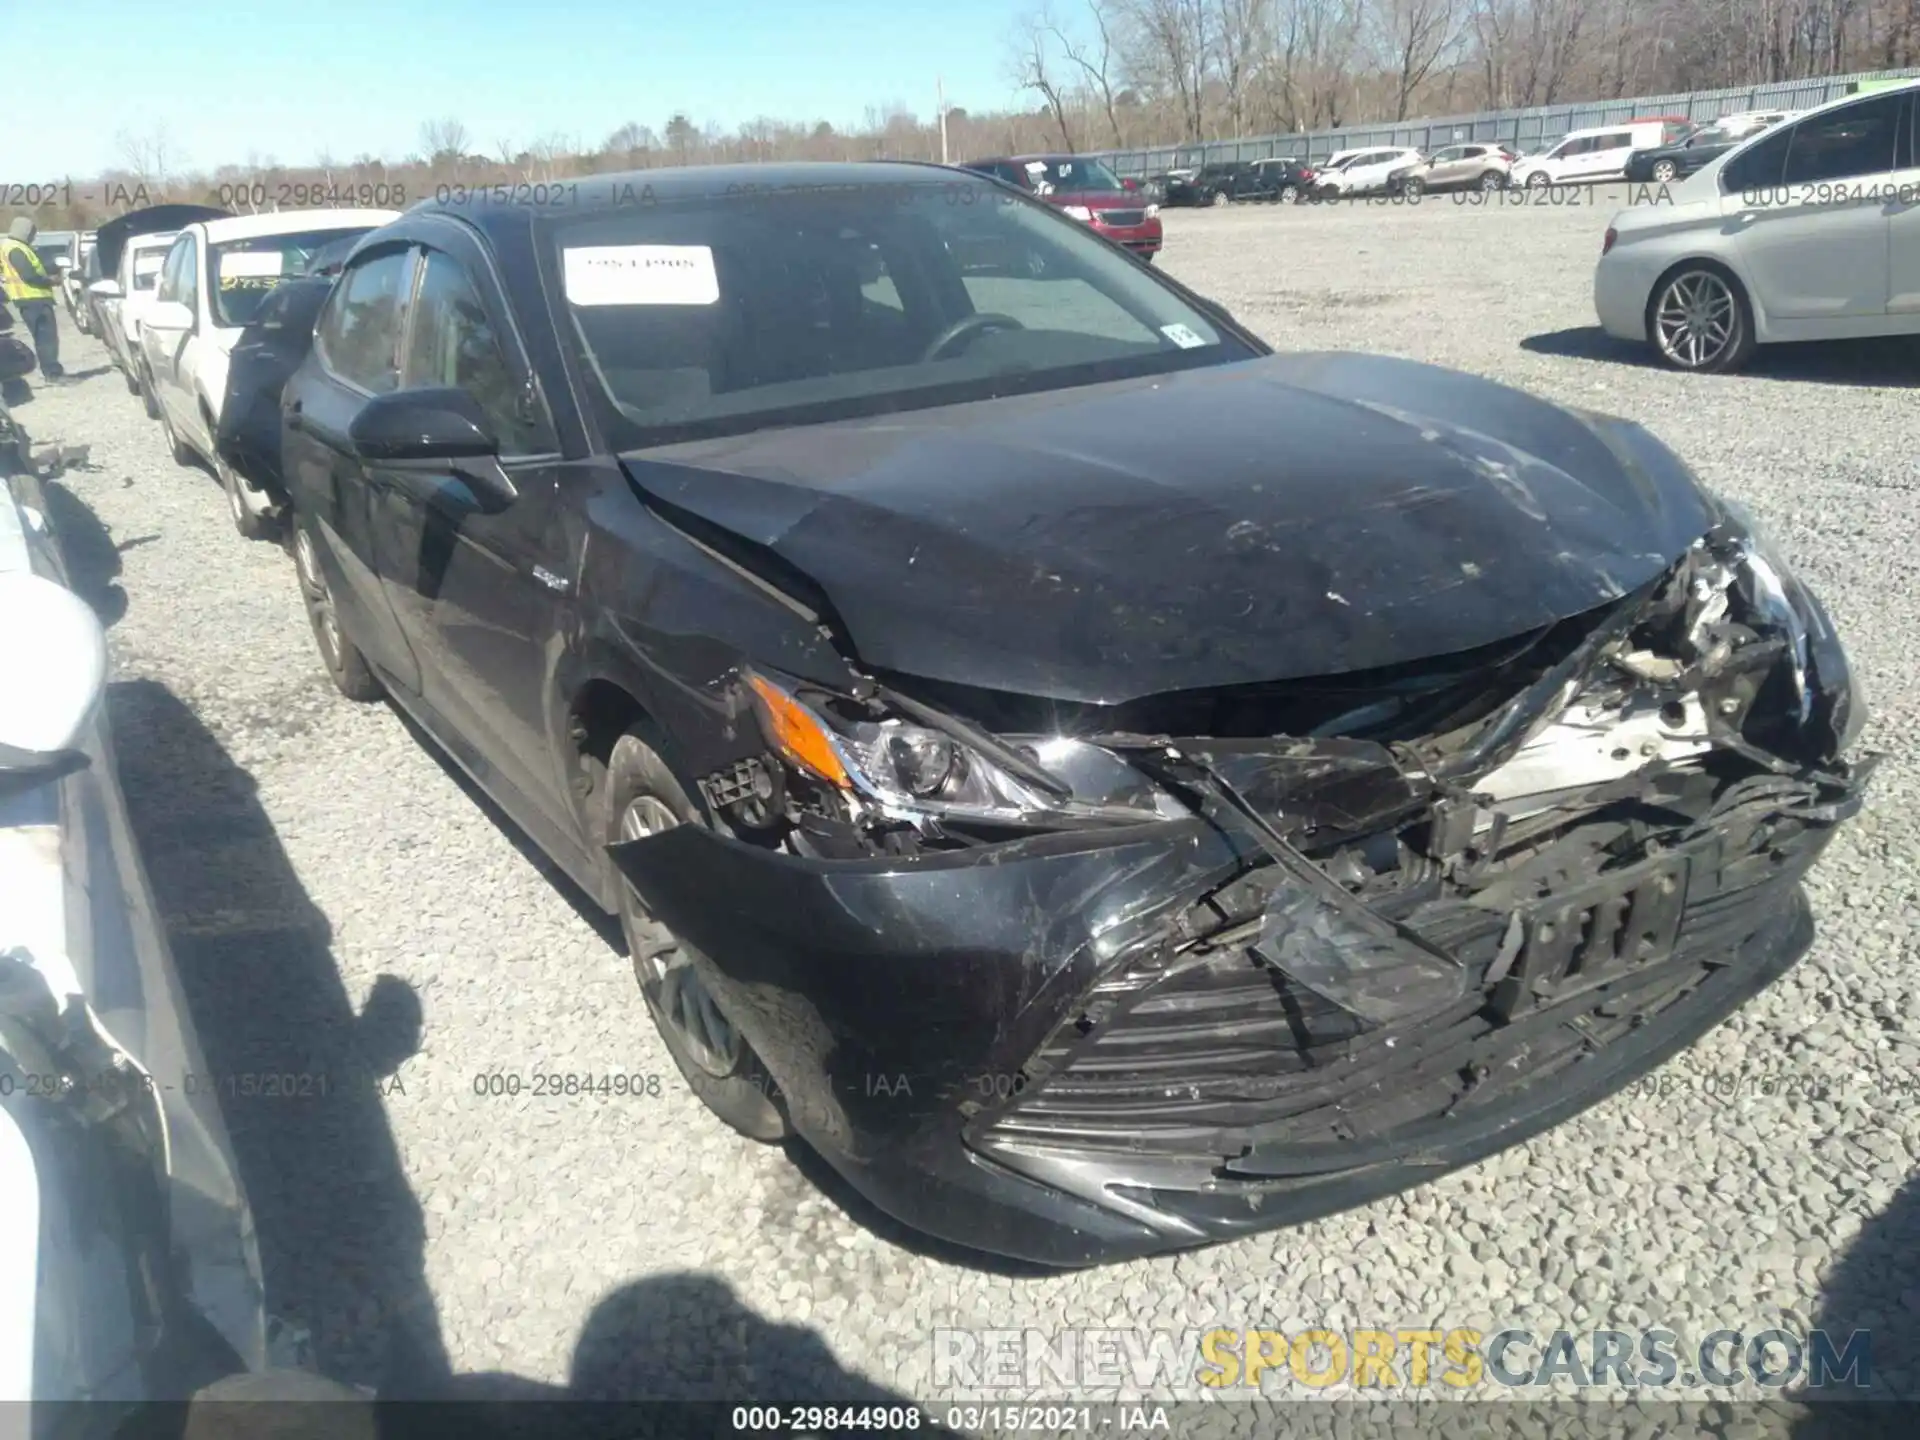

{"left": 1097, "top": 209, "right": 1148, "bottom": 227}
{"left": 971, "top": 792, "right": 1832, "bottom": 1165}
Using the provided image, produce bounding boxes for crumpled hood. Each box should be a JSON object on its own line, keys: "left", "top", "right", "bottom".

{"left": 621, "top": 352, "right": 1716, "bottom": 704}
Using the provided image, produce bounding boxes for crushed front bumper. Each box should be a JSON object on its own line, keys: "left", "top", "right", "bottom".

{"left": 612, "top": 745, "right": 1867, "bottom": 1266}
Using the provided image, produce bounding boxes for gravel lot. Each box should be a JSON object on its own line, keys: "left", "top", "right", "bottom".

{"left": 16, "top": 186, "right": 1919, "bottom": 1416}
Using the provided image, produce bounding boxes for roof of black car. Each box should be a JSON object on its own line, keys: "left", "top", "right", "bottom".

{"left": 409, "top": 161, "right": 997, "bottom": 242}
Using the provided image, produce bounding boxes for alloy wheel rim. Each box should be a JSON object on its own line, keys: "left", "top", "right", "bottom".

{"left": 294, "top": 530, "right": 342, "bottom": 665}
{"left": 1654, "top": 271, "right": 1736, "bottom": 369}
{"left": 618, "top": 795, "right": 741, "bottom": 1077}
{"left": 1653, "top": 161, "right": 1676, "bottom": 182}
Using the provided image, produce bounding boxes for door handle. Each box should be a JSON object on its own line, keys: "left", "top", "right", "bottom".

{"left": 285, "top": 399, "right": 306, "bottom": 433}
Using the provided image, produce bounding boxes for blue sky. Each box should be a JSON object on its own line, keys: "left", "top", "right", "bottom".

{"left": 47, "top": 0, "right": 1029, "bottom": 177}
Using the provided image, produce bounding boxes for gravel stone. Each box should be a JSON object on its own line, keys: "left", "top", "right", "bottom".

{"left": 18, "top": 186, "right": 1917, "bottom": 1408}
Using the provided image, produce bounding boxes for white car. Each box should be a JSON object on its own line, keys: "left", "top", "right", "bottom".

{"left": 1594, "top": 79, "right": 1920, "bottom": 372}
{"left": 1512, "top": 121, "right": 1686, "bottom": 187}
{"left": 138, "top": 208, "right": 400, "bottom": 536}
{"left": 1313, "top": 147, "right": 1425, "bottom": 197}
{"left": 91, "top": 233, "right": 178, "bottom": 395}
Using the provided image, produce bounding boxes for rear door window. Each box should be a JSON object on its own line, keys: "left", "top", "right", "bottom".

{"left": 1722, "top": 124, "right": 1794, "bottom": 191}
{"left": 1780, "top": 94, "right": 1902, "bottom": 184}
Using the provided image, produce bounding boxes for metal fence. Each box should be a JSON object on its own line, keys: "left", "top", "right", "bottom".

{"left": 1095, "top": 67, "right": 1920, "bottom": 175}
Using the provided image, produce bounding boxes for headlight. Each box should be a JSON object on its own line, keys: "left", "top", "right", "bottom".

{"left": 1062, "top": 205, "right": 1094, "bottom": 222}
{"left": 746, "top": 671, "right": 1188, "bottom": 828}
{"left": 1144, "top": 204, "right": 1160, "bottom": 219}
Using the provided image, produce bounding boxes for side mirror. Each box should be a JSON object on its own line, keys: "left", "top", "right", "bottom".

{"left": 348, "top": 387, "right": 499, "bottom": 462}
{"left": 88, "top": 279, "right": 123, "bottom": 300}
{"left": 55, "top": 257, "right": 72, "bottom": 271}
{"left": 346, "top": 388, "right": 516, "bottom": 509}
{"left": 1121, "top": 177, "right": 1139, "bottom": 191}
{"left": 0, "top": 572, "right": 106, "bottom": 789}
{"left": 145, "top": 299, "right": 193, "bottom": 331}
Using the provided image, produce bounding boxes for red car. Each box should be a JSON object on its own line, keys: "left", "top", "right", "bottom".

{"left": 960, "top": 154, "right": 1163, "bottom": 262}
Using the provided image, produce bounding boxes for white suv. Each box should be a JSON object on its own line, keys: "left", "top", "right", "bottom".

{"left": 138, "top": 208, "right": 400, "bottom": 537}
{"left": 1313, "top": 147, "right": 1425, "bottom": 197}
{"left": 1513, "top": 121, "right": 1687, "bottom": 187}
{"left": 91, "top": 234, "right": 178, "bottom": 395}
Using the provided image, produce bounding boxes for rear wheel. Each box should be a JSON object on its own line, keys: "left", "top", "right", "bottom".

{"left": 1526, "top": 170, "right": 1551, "bottom": 189}
{"left": 291, "top": 517, "right": 383, "bottom": 701}
{"left": 1278, "top": 184, "right": 1299, "bottom": 204}
{"left": 604, "top": 726, "right": 791, "bottom": 1142}
{"left": 218, "top": 450, "right": 277, "bottom": 541}
{"left": 159, "top": 402, "right": 194, "bottom": 466}
{"left": 138, "top": 361, "right": 161, "bottom": 419}
{"left": 1401, "top": 175, "right": 1425, "bottom": 199}
{"left": 1648, "top": 264, "right": 1757, "bottom": 374}
{"left": 1479, "top": 169, "right": 1505, "bottom": 191}
{"left": 1210, "top": 190, "right": 1229, "bottom": 207}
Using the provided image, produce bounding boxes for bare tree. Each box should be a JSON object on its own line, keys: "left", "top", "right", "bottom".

{"left": 1012, "top": 10, "right": 1080, "bottom": 149}
{"left": 1114, "top": 0, "right": 1213, "bottom": 140}
{"left": 420, "top": 118, "right": 470, "bottom": 167}
{"left": 1369, "top": 0, "right": 1464, "bottom": 120}
{"left": 1051, "top": 1, "right": 1130, "bottom": 146}
{"left": 116, "top": 124, "right": 177, "bottom": 189}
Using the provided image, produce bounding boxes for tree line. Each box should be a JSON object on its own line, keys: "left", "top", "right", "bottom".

{"left": 18, "top": 0, "right": 1918, "bottom": 232}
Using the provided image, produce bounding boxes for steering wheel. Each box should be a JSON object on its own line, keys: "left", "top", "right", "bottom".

{"left": 921, "top": 312, "right": 1025, "bottom": 362}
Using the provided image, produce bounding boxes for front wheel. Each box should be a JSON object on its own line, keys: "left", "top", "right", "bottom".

{"left": 138, "top": 361, "right": 162, "bottom": 419}
{"left": 1648, "top": 265, "right": 1757, "bottom": 373}
{"left": 1479, "top": 169, "right": 1505, "bottom": 191}
{"left": 1401, "top": 176, "right": 1425, "bottom": 199}
{"left": 1210, "top": 190, "right": 1229, "bottom": 208}
{"left": 1278, "top": 184, "right": 1299, "bottom": 204}
{"left": 604, "top": 727, "right": 792, "bottom": 1141}
{"left": 1651, "top": 159, "right": 1678, "bottom": 183}
{"left": 1526, "top": 170, "right": 1550, "bottom": 189}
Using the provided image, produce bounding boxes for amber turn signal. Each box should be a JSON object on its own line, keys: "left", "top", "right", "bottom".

{"left": 747, "top": 674, "right": 853, "bottom": 790}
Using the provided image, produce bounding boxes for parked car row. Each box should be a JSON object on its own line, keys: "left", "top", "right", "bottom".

{"left": 1596, "top": 79, "right": 1918, "bottom": 371}
{"left": 87, "top": 203, "right": 402, "bottom": 536}
{"left": 1124, "top": 110, "right": 1800, "bottom": 205}
{"left": 48, "top": 159, "right": 1871, "bottom": 1272}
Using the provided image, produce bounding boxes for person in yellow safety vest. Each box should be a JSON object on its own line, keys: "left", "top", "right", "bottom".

{"left": 1, "top": 217, "right": 67, "bottom": 380}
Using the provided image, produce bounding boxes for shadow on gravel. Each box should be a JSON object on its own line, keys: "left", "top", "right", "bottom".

{"left": 394, "top": 1272, "right": 958, "bottom": 1436}
{"left": 1523, "top": 326, "right": 1920, "bottom": 388}
{"left": 40, "top": 475, "right": 132, "bottom": 627}
{"left": 106, "top": 678, "right": 448, "bottom": 1394}
{"left": 1795, "top": 1168, "right": 1920, "bottom": 1433}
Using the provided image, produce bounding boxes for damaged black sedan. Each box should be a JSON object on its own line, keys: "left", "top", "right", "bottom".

{"left": 279, "top": 163, "right": 1872, "bottom": 1267}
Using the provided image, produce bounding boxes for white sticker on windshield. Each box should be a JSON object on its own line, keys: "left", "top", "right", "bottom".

{"left": 1161, "top": 324, "right": 1207, "bottom": 349}
{"left": 133, "top": 254, "right": 164, "bottom": 277}
{"left": 221, "top": 250, "right": 284, "bottom": 278}
{"left": 563, "top": 245, "right": 719, "bottom": 306}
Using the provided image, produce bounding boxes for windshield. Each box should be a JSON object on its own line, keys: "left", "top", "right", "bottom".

{"left": 551, "top": 175, "right": 1254, "bottom": 450}
{"left": 1021, "top": 157, "right": 1125, "bottom": 193}
{"left": 209, "top": 227, "right": 373, "bottom": 328}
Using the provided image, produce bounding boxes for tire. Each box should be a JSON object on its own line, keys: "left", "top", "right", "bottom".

{"left": 1278, "top": 185, "right": 1298, "bottom": 204}
{"left": 1646, "top": 263, "right": 1757, "bottom": 374}
{"left": 1651, "top": 159, "right": 1678, "bottom": 183}
{"left": 1210, "top": 190, "right": 1229, "bottom": 208}
{"left": 159, "top": 402, "right": 195, "bottom": 466}
{"left": 603, "top": 726, "right": 792, "bottom": 1141}
{"left": 1526, "top": 170, "right": 1550, "bottom": 189}
{"left": 1479, "top": 169, "right": 1505, "bottom": 191}
{"left": 139, "top": 361, "right": 161, "bottom": 419}
{"left": 218, "top": 450, "right": 277, "bottom": 541}
{"left": 1402, "top": 176, "right": 1425, "bottom": 199}
{"left": 1140, "top": 251, "right": 1156, "bottom": 264}
{"left": 123, "top": 364, "right": 139, "bottom": 396}
{"left": 290, "top": 515, "right": 383, "bottom": 701}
